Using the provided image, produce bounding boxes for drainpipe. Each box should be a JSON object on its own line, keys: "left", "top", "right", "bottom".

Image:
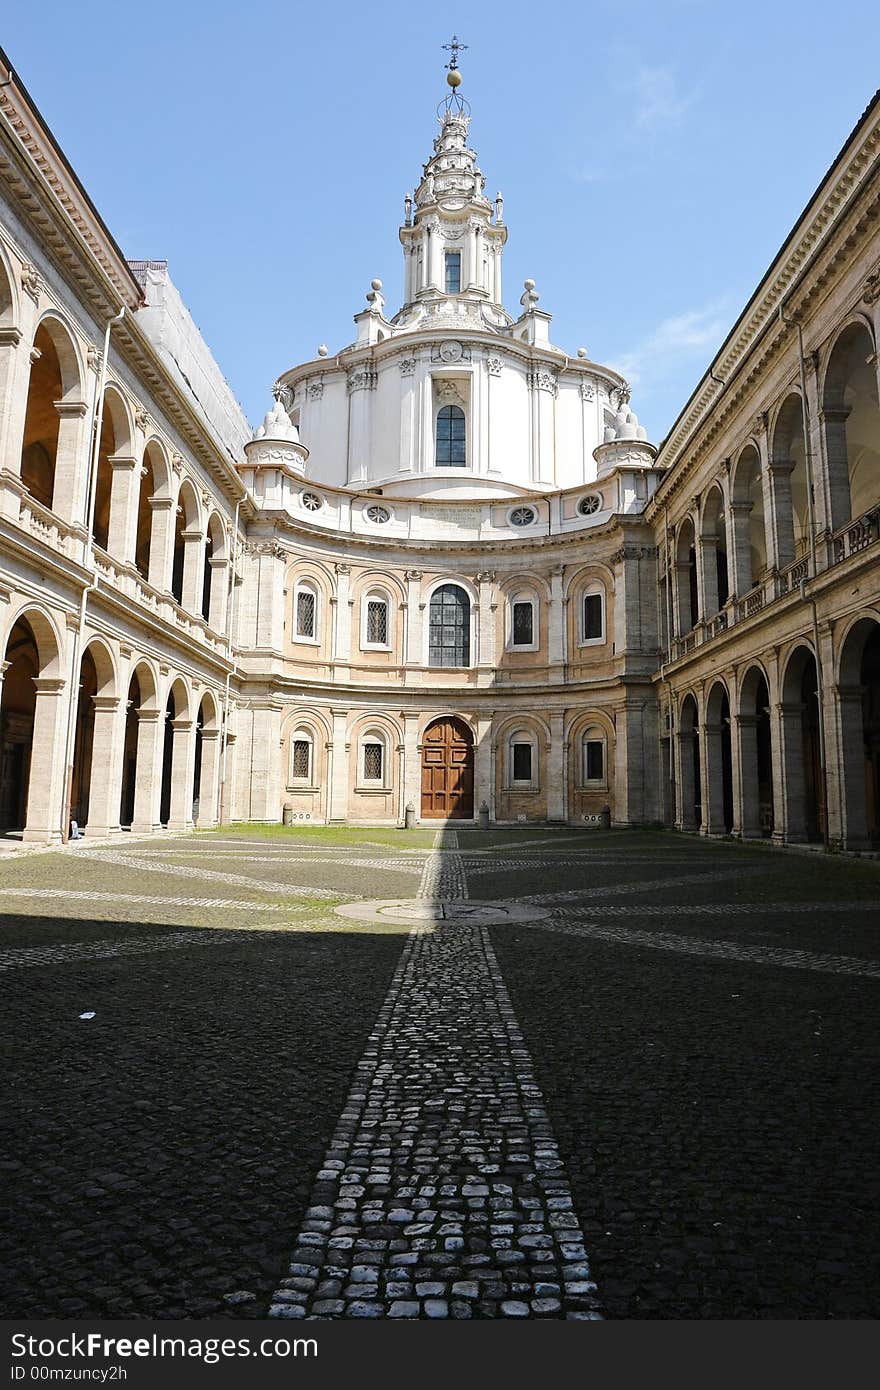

{"left": 778, "top": 303, "right": 828, "bottom": 845}
{"left": 60, "top": 305, "right": 125, "bottom": 843}
{"left": 218, "top": 496, "right": 242, "bottom": 823}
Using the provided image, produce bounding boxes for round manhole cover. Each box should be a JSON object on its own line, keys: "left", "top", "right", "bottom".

{"left": 334, "top": 899, "right": 549, "bottom": 926}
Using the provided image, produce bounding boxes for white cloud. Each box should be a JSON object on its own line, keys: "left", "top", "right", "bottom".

{"left": 631, "top": 64, "right": 697, "bottom": 133}
{"left": 608, "top": 298, "right": 736, "bottom": 390}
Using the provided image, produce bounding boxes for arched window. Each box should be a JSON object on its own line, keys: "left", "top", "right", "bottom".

{"left": 289, "top": 728, "right": 314, "bottom": 784}
{"left": 507, "top": 728, "right": 539, "bottom": 789}
{"left": 361, "top": 589, "right": 391, "bottom": 649}
{"left": 358, "top": 728, "right": 390, "bottom": 788}
{"left": 429, "top": 584, "right": 470, "bottom": 667}
{"left": 581, "top": 583, "right": 605, "bottom": 644}
{"left": 444, "top": 251, "right": 462, "bottom": 294}
{"left": 581, "top": 727, "right": 607, "bottom": 787}
{"left": 436, "top": 405, "right": 466, "bottom": 467}
{"left": 509, "top": 592, "right": 538, "bottom": 650}
{"left": 293, "top": 580, "right": 319, "bottom": 642}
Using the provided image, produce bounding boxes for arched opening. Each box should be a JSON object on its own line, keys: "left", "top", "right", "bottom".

{"left": 201, "top": 525, "right": 213, "bottom": 622}
{"left": 704, "top": 682, "right": 733, "bottom": 834}
{"left": 699, "top": 486, "right": 729, "bottom": 618}
{"left": 677, "top": 693, "right": 700, "bottom": 831}
{"left": 730, "top": 444, "right": 767, "bottom": 597}
{"left": 674, "top": 518, "right": 698, "bottom": 633}
{"left": 435, "top": 404, "right": 466, "bottom": 467}
{"left": 135, "top": 443, "right": 173, "bottom": 585}
{"left": 171, "top": 504, "right": 186, "bottom": 604}
{"left": 159, "top": 688, "right": 176, "bottom": 827}
{"left": 428, "top": 584, "right": 471, "bottom": 667}
{"left": 70, "top": 649, "right": 98, "bottom": 832}
{"left": 771, "top": 395, "right": 809, "bottom": 571}
{"left": 822, "top": 322, "right": 880, "bottom": 531}
{"left": 192, "top": 701, "right": 204, "bottom": 822}
{"left": 0, "top": 618, "right": 38, "bottom": 833}
{"left": 203, "top": 513, "right": 228, "bottom": 630}
{"left": 91, "top": 406, "right": 116, "bottom": 552}
{"left": 739, "top": 666, "right": 774, "bottom": 838}
{"left": 837, "top": 618, "right": 880, "bottom": 848}
{"left": 119, "top": 671, "right": 141, "bottom": 829}
{"left": 20, "top": 323, "right": 66, "bottom": 510}
{"left": 779, "top": 646, "right": 825, "bottom": 844}
{"left": 420, "top": 716, "right": 474, "bottom": 820}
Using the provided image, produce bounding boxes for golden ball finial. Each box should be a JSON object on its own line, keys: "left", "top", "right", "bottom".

{"left": 447, "top": 69, "right": 462, "bottom": 89}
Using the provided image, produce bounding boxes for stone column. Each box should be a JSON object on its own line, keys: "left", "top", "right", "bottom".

{"left": 835, "top": 685, "right": 869, "bottom": 850}
{"left": 729, "top": 700, "right": 744, "bottom": 838}
{"left": 130, "top": 708, "right": 162, "bottom": 833}
{"left": 328, "top": 708, "right": 350, "bottom": 824}
{"left": 146, "top": 495, "right": 175, "bottom": 591}
{"left": 672, "top": 561, "right": 691, "bottom": 636}
{"left": 246, "top": 704, "right": 282, "bottom": 821}
{"left": 207, "top": 556, "right": 229, "bottom": 633}
{"left": 675, "top": 729, "right": 698, "bottom": 832}
{"left": 777, "top": 701, "right": 807, "bottom": 843}
{"left": 698, "top": 537, "right": 719, "bottom": 620}
{"left": 616, "top": 700, "right": 654, "bottom": 826}
{"left": 728, "top": 500, "right": 754, "bottom": 598}
{"left": 735, "top": 714, "right": 761, "bottom": 839}
{"left": 83, "top": 694, "right": 123, "bottom": 838}
{"left": 22, "top": 676, "right": 66, "bottom": 844}
{"left": 197, "top": 728, "right": 221, "bottom": 827}
{"left": 346, "top": 370, "right": 376, "bottom": 485}
{"left": 0, "top": 326, "right": 25, "bottom": 488}
{"left": 756, "top": 423, "right": 777, "bottom": 574}
{"left": 546, "top": 711, "right": 566, "bottom": 822}
{"left": 404, "top": 571, "right": 423, "bottom": 667}
{"left": 180, "top": 528, "right": 205, "bottom": 614}
{"left": 166, "top": 717, "right": 195, "bottom": 832}
{"left": 476, "top": 572, "right": 495, "bottom": 671}
{"left": 819, "top": 407, "right": 852, "bottom": 533}
{"left": 52, "top": 399, "right": 89, "bottom": 523}
{"left": 548, "top": 567, "right": 565, "bottom": 673}
{"left": 701, "top": 718, "right": 726, "bottom": 836}
{"left": 332, "top": 562, "right": 352, "bottom": 677}
{"left": 768, "top": 460, "right": 797, "bottom": 572}
{"left": 106, "top": 455, "right": 139, "bottom": 563}
{"left": 402, "top": 713, "right": 421, "bottom": 822}
{"left": 474, "top": 712, "right": 493, "bottom": 822}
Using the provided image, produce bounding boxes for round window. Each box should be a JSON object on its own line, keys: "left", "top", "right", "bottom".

{"left": 301, "top": 491, "right": 323, "bottom": 512}
{"left": 509, "top": 506, "right": 537, "bottom": 528}
{"left": 578, "top": 493, "right": 602, "bottom": 516}
{"left": 365, "top": 504, "right": 391, "bottom": 524}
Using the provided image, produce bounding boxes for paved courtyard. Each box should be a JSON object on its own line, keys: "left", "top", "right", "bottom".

{"left": 1, "top": 826, "right": 878, "bottom": 1319}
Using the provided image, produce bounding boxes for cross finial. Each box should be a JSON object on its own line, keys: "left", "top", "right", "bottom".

{"left": 442, "top": 35, "right": 468, "bottom": 72}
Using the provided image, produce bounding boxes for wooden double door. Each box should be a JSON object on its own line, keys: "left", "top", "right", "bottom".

{"left": 420, "top": 717, "right": 474, "bottom": 820}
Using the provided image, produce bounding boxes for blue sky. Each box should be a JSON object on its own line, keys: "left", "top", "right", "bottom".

{"left": 4, "top": 1, "right": 879, "bottom": 441}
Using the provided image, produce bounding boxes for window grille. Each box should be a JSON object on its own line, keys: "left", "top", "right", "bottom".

{"left": 509, "top": 506, "right": 536, "bottom": 527}
{"left": 583, "top": 592, "right": 603, "bottom": 640}
{"left": 584, "top": 739, "right": 604, "bottom": 782}
{"left": 367, "top": 599, "right": 388, "bottom": 645}
{"left": 436, "top": 405, "right": 466, "bottom": 467}
{"left": 578, "top": 493, "right": 602, "bottom": 516}
{"left": 365, "top": 504, "right": 391, "bottom": 524}
{"left": 363, "top": 742, "right": 383, "bottom": 781}
{"left": 295, "top": 588, "right": 316, "bottom": 638}
{"left": 512, "top": 742, "right": 532, "bottom": 782}
{"left": 428, "top": 584, "right": 470, "bottom": 667}
{"left": 291, "top": 739, "right": 311, "bottom": 780}
{"left": 512, "top": 601, "right": 534, "bottom": 646}
{"left": 445, "top": 251, "right": 462, "bottom": 293}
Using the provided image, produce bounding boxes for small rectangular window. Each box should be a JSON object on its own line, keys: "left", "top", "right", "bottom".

{"left": 363, "top": 743, "right": 383, "bottom": 781}
{"left": 296, "top": 589, "right": 316, "bottom": 638}
{"left": 512, "top": 601, "right": 534, "bottom": 646}
{"left": 583, "top": 593, "right": 603, "bottom": 640}
{"left": 366, "top": 600, "right": 388, "bottom": 645}
{"left": 292, "top": 739, "right": 311, "bottom": 780}
{"left": 512, "top": 743, "right": 532, "bottom": 782}
{"left": 445, "top": 251, "right": 461, "bottom": 294}
{"left": 585, "top": 740, "right": 604, "bottom": 782}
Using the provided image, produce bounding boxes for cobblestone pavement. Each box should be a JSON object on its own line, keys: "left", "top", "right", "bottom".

{"left": 1, "top": 825, "right": 879, "bottom": 1319}
{"left": 269, "top": 834, "right": 599, "bottom": 1320}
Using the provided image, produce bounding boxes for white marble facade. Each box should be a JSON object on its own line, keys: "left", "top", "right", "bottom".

{"left": 0, "top": 54, "right": 878, "bottom": 846}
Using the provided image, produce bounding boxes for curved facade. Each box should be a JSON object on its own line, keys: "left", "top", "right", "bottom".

{"left": 1, "top": 51, "right": 879, "bottom": 847}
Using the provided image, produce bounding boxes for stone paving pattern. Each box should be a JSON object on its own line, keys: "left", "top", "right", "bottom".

{"left": 1, "top": 825, "right": 878, "bottom": 1319}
